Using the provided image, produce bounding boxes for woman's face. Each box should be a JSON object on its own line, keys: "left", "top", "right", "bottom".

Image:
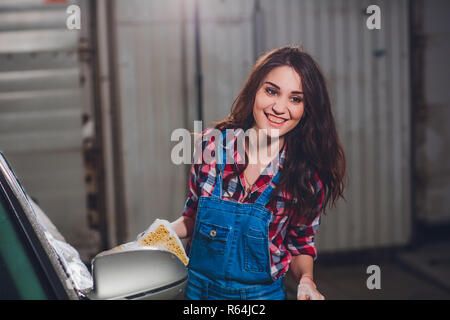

{"left": 252, "top": 65, "right": 305, "bottom": 138}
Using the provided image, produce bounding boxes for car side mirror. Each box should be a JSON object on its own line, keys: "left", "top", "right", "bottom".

{"left": 87, "top": 248, "right": 187, "bottom": 300}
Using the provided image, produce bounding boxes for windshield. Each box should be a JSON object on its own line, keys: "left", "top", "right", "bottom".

{"left": 0, "top": 193, "right": 53, "bottom": 299}
{"left": 0, "top": 152, "right": 92, "bottom": 299}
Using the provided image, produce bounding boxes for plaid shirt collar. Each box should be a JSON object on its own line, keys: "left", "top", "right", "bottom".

{"left": 220, "top": 130, "right": 286, "bottom": 194}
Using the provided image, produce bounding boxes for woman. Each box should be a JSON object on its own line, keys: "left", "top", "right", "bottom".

{"left": 172, "top": 46, "right": 346, "bottom": 300}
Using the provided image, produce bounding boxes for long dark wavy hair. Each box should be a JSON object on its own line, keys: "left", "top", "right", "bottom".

{"left": 215, "top": 45, "right": 346, "bottom": 222}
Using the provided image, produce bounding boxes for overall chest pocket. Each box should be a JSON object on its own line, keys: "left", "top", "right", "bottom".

{"left": 195, "top": 221, "right": 230, "bottom": 255}
{"left": 244, "top": 227, "right": 270, "bottom": 273}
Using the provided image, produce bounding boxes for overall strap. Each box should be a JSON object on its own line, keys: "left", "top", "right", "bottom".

{"left": 212, "top": 130, "right": 227, "bottom": 198}
{"left": 255, "top": 170, "right": 281, "bottom": 206}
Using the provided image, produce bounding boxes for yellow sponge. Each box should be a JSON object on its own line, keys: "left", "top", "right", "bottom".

{"left": 138, "top": 221, "right": 188, "bottom": 266}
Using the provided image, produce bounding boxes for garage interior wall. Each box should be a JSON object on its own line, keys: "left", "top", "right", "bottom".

{"left": 0, "top": 0, "right": 100, "bottom": 260}
{"left": 413, "top": 0, "right": 450, "bottom": 226}
{"left": 106, "top": 0, "right": 411, "bottom": 252}
{"left": 108, "top": 0, "right": 192, "bottom": 242}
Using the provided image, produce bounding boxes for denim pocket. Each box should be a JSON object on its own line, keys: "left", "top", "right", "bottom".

{"left": 196, "top": 221, "right": 230, "bottom": 255}
{"left": 244, "top": 227, "right": 269, "bottom": 273}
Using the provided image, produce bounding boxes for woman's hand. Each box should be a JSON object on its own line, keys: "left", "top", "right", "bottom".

{"left": 297, "top": 276, "right": 325, "bottom": 300}
{"left": 171, "top": 216, "right": 195, "bottom": 239}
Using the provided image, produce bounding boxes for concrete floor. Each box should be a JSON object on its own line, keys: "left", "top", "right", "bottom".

{"left": 285, "top": 242, "right": 450, "bottom": 300}
{"left": 177, "top": 239, "right": 450, "bottom": 300}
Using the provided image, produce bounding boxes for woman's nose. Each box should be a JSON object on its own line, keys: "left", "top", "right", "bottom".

{"left": 272, "top": 99, "right": 287, "bottom": 115}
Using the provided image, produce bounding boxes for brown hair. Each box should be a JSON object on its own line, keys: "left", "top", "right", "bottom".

{"left": 215, "top": 45, "right": 346, "bottom": 222}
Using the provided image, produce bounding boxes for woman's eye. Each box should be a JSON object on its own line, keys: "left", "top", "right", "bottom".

{"left": 291, "top": 96, "right": 303, "bottom": 103}
{"left": 265, "top": 87, "right": 277, "bottom": 95}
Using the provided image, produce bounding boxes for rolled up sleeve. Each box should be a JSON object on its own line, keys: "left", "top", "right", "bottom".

{"left": 285, "top": 173, "right": 324, "bottom": 261}
{"left": 285, "top": 212, "right": 321, "bottom": 260}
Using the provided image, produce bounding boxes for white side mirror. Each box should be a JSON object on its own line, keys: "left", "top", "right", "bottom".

{"left": 87, "top": 248, "right": 187, "bottom": 300}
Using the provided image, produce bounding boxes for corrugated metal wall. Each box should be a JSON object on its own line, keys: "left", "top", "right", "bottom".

{"left": 0, "top": 0, "right": 99, "bottom": 259}
{"left": 109, "top": 0, "right": 411, "bottom": 252}
{"left": 414, "top": 0, "right": 450, "bottom": 225}
{"left": 316, "top": 0, "right": 411, "bottom": 252}
{"left": 111, "top": 0, "right": 190, "bottom": 241}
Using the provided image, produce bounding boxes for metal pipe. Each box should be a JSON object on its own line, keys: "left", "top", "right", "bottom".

{"left": 253, "top": 0, "right": 265, "bottom": 61}
{"left": 194, "top": 0, "right": 203, "bottom": 122}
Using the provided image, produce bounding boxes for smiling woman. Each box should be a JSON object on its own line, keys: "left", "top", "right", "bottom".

{"left": 253, "top": 66, "right": 305, "bottom": 138}
{"left": 215, "top": 45, "right": 346, "bottom": 226}
{"left": 171, "top": 46, "right": 346, "bottom": 300}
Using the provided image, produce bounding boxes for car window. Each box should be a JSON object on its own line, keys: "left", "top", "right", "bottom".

{"left": 0, "top": 152, "right": 85, "bottom": 299}
{"left": 0, "top": 196, "right": 52, "bottom": 299}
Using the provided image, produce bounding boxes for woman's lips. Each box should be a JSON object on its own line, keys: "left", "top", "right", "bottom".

{"left": 265, "top": 113, "right": 287, "bottom": 126}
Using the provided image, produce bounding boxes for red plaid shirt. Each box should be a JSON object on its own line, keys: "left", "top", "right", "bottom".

{"left": 182, "top": 129, "right": 324, "bottom": 280}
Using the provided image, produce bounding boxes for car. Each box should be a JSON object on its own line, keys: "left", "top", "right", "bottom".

{"left": 0, "top": 151, "right": 187, "bottom": 300}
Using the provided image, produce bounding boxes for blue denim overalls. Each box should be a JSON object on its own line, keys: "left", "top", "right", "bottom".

{"left": 185, "top": 132, "right": 285, "bottom": 300}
